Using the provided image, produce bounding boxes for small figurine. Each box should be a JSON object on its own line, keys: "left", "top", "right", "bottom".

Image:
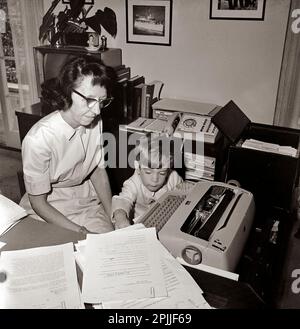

{"left": 100, "top": 35, "right": 107, "bottom": 50}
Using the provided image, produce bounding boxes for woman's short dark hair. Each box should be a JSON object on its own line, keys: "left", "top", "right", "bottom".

{"left": 41, "top": 56, "right": 116, "bottom": 114}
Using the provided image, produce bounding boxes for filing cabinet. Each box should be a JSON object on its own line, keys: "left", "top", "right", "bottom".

{"left": 212, "top": 100, "right": 300, "bottom": 211}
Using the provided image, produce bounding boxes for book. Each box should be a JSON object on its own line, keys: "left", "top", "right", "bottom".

{"left": 132, "top": 83, "right": 145, "bottom": 120}
{"left": 126, "top": 75, "right": 145, "bottom": 121}
{"left": 140, "top": 84, "right": 147, "bottom": 117}
{"left": 138, "top": 83, "right": 157, "bottom": 118}
{"left": 116, "top": 66, "right": 131, "bottom": 82}
{"left": 147, "top": 80, "right": 164, "bottom": 103}
{"left": 116, "top": 78, "right": 128, "bottom": 119}
{"left": 144, "top": 83, "right": 155, "bottom": 118}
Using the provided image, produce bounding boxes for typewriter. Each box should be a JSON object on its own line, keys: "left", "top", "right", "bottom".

{"left": 137, "top": 181, "right": 255, "bottom": 271}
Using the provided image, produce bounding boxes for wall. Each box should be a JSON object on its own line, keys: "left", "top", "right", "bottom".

{"left": 43, "top": 0, "right": 290, "bottom": 124}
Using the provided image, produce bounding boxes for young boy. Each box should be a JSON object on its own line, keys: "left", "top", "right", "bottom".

{"left": 111, "top": 133, "right": 183, "bottom": 229}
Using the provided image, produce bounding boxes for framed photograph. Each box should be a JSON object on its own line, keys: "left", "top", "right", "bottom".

{"left": 85, "top": 32, "right": 100, "bottom": 50}
{"left": 126, "top": 0, "right": 173, "bottom": 46}
{"left": 210, "top": 0, "right": 266, "bottom": 20}
{"left": 62, "top": 0, "right": 94, "bottom": 4}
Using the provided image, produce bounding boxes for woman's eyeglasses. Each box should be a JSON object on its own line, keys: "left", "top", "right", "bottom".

{"left": 72, "top": 89, "right": 113, "bottom": 110}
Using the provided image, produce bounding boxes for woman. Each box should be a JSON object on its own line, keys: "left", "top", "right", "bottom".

{"left": 19, "top": 56, "right": 115, "bottom": 234}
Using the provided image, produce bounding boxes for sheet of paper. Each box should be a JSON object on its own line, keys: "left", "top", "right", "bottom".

{"left": 242, "top": 138, "right": 297, "bottom": 157}
{"left": 0, "top": 243, "right": 84, "bottom": 309}
{"left": 74, "top": 223, "right": 146, "bottom": 271}
{"left": 82, "top": 227, "right": 167, "bottom": 304}
{"left": 176, "top": 257, "right": 239, "bottom": 281}
{"left": 0, "top": 241, "right": 6, "bottom": 250}
{"left": 0, "top": 195, "right": 27, "bottom": 236}
{"left": 102, "top": 242, "right": 212, "bottom": 309}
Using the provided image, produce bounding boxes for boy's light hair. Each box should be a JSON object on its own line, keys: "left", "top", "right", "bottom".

{"left": 135, "top": 133, "right": 174, "bottom": 169}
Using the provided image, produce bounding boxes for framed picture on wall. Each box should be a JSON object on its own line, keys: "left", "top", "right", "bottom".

{"left": 126, "top": 0, "right": 173, "bottom": 46}
{"left": 210, "top": 0, "right": 266, "bottom": 20}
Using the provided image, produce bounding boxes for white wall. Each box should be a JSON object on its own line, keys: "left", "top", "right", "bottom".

{"left": 43, "top": 0, "right": 290, "bottom": 124}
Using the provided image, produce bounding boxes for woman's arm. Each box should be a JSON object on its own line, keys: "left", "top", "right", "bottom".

{"left": 28, "top": 193, "right": 90, "bottom": 234}
{"left": 90, "top": 167, "right": 112, "bottom": 216}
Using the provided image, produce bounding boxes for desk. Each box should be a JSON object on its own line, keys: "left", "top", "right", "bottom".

{"left": 0, "top": 217, "right": 266, "bottom": 309}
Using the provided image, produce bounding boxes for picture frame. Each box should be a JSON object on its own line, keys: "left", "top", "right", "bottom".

{"left": 62, "top": 0, "right": 94, "bottom": 4}
{"left": 210, "top": 0, "right": 266, "bottom": 20}
{"left": 85, "top": 32, "right": 100, "bottom": 50}
{"left": 126, "top": 0, "right": 172, "bottom": 46}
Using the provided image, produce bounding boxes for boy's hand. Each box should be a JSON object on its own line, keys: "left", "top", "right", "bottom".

{"left": 112, "top": 209, "right": 131, "bottom": 230}
{"left": 114, "top": 218, "right": 131, "bottom": 230}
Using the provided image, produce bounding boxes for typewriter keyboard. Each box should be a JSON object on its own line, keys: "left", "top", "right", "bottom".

{"left": 141, "top": 194, "right": 186, "bottom": 232}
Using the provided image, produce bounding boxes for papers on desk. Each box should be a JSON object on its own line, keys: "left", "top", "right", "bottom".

{"left": 0, "top": 194, "right": 27, "bottom": 236}
{"left": 82, "top": 227, "right": 167, "bottom": 304}
{"left": 241, "top": 138, "right": 298, "bottom": 157}
{"left": 0, "top": 243, "right": 84, "bottom": 309}
{"left": 101, "top": 243, "right": 211, "bottom": 309}
{"left": 76, "top": 224, "right": 212, "bottom": 309}
{"left": 74, "top": 223, "right": 145, "bottom": 272}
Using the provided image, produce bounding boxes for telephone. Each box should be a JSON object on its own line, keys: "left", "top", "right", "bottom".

{"left": 173, "top": 113, "right": 220, "bottom": 144}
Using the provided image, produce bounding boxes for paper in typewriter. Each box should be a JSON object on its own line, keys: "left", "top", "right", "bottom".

{"left": 82, "top": 227, "right": 167, "bottom": 304}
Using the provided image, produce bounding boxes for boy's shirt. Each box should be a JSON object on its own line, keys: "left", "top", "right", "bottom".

{"left": 111, "top": 170, "right": 183, "bottom": 220}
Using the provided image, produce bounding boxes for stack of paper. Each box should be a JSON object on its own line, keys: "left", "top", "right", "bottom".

{"left": 242, "top": 138, "right": 298, "bottom": 157}
{"left": 75, "top": 224, "right": 212, "bottom": 309}
{"left": 0, "top": 194, "right": 27, "bottom": 236}
{"left": 0, "top": 243, "right": 84, "bottom": 309}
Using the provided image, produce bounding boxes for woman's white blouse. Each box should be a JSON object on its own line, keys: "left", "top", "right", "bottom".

{"left": 22, "top": 110, "right": 104, "bottom": 196}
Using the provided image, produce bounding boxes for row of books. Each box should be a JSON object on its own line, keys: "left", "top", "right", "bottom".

{"left": 114, "top": 66, "right": 164, "bottom": 121}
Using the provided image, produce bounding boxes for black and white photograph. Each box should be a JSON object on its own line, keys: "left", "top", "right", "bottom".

{"left": 210, "top": 0, "right": 266, "bottom": 20}
{"left": 126, "top": 0, "right": 172, "bottom": 45}
{"left": 86, "top": 31, "right": 99, "bottom": 50}
{"left": 1, "top": 0, "right": 300, "bottom": 314}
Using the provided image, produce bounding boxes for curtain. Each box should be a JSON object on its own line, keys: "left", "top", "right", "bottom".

{"left": 7, "top": 0, "right": 44, "bottom": 113}
{"left": 273, "top": 0, "right": 300, "bottom": 128}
